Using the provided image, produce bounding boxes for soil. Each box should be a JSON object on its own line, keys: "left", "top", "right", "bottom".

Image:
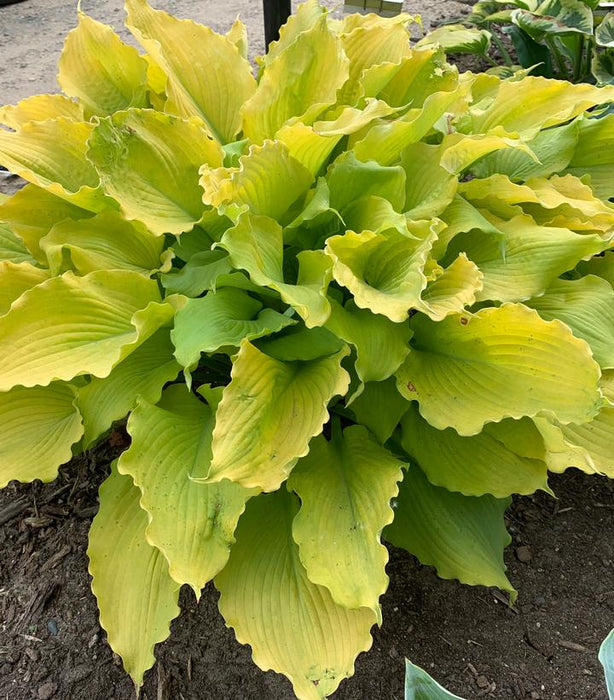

{"left": 1, "top": 1, "right": 613, "bottom": 699}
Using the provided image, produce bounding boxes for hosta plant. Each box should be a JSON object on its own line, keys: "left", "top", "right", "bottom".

{"left": 421, "top": 0, "right": 614, "bottom": 84}
{"left": 1, "top": 1, "right": 614, "bottom": 697}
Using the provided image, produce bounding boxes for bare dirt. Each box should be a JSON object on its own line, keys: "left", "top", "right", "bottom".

{"left": 1, "top": 1, "right": 613, "bottom": 699}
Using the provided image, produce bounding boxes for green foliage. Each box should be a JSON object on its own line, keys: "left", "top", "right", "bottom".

{"left": 0, "top": 1, "right": 614, "bottom": 697}
{"left": 420, "top": 0, "right": 614, "bottom": 84}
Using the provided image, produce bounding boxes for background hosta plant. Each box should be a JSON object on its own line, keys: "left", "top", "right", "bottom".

{"left": 1, "top": 0, "right": 614, "bottom": 697}
{"left": 421, "top": 0, "right": 614, "bottom": 84}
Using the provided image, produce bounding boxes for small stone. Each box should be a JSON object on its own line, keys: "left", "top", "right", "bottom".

{"left": 515, "top": 545, "right": 532, "bottom": 563}
{"left": 25, "top": 648, "right": 39, "bottom": 661}
{"left": 533, "top": 594, "right": 547, "bottom": 607}
{"left": 65, "top": 663, "right": 93, "bottom": 685}
{"left": 476, "top": 675, "right": 490, "bottom": 689}
{"left": 37, "top": 681, "right": 57, "bottom": 700}
{"left": 46, "top": 619, "right": 59, "bottom": 636}
{"left": 530, "top": 693, "right": 540, "bottom": 699}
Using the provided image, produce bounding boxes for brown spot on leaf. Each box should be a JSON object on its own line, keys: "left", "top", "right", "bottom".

{"left": 460, "top": 317, "right": 468, "bottom": 326}
{"left": 407, "top": 382, "right": 417, "bottom": 392}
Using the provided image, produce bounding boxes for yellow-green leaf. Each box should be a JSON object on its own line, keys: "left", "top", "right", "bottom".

{"left": 88, "top": 466, "right": 180, "bottom": 688}
{"left": 288, "top": 426, "right": 403, "bottom": 616}
{"left": 0, "top": 261, "right": 50, "bottom": 316}
{"left": 446, "top": 213, "right": 605, "bottom": 302}
{"left": 0, "top": 383, "right": 83, "bottom": 489}
{"left": 77, "top": 329, "right": 180, "bottom": 448}
{"left": 200, "top": 140, "right": 313, "bottom": 224}
{"left": 40, "top": 209, "right": 169, "bottom": 276}
{"left": 118, "top": 385, "right": 255, "bottom": 594}
{"left": 526, "top": 276, "right": 614, "bottom": 369}
{"left": 468, "top": 75, "right": 614, "bottom": 139}
{"left": 217, "top": 212, "right": 331, "bottom": 327}
{"left": 242, "top": 15, "right": 350, "bottom": 143}
{"left": 202, "top": 341, "right": 350, "bottom": 491}
{"left": 325, "top": 224, "right": 436, "bottom": 323}
{"left": 400, "top": 404, "right": 549, "bottom": 497}
{"left": 385, "top": 465, "right": 515, "bottom": 599}
{"left": 350, "top": 378, "right": 410, "bottom": 443}
{"left": 0, "top": 94, "right": 83, "bottom": 130}
{"left": 88, "top": 109, "right": 223, "bottom": 236}
{"left": 565, "top": 114, "right": 614, "bottom": 200}
{"left": 215, "top": 489, "right": 376, "bottom": 700}
{"left": 0, "top": 184, "right": 92, "bottom": 263}
{"left": 58, "top": 11, "right": 149, "bottom": 118}
{"left": 126, "top": 0, "right": 256, "bottom": 143}
{"left": 396, "top": 303, "right": 602, "bottom": 435}
{"left": 0, "top": 221, "right": 36, "bottom": 264}
{"left": 0, "top": 118, "right": 107, "bottom": 211}
{"left": 0, "top": 270, "right": 170, "bottom": 391}
{"left": 325, "top": 299, "right": 411, "bottom": 384}
{"left": 536, "top": 372, "right": 614, "bottom": 477}
{"left": 171, "top": 288, "right": 295, "bottom": 379}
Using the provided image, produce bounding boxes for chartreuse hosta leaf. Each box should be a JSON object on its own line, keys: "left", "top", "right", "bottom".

{"left": 396, "top": 303, "right": 602, "bottom": 436}
{"left": 217, "top": 212, "right": 332, "bottom": 327}
{"left": 0, "top": 118, "right": 108, "bottom": 212}
{"left": 39, "top": 209, "right": 171, "bottom": 276}
{"left": 327, "top": 151, "right": 406, "bottom": 213}
{"left": 215, "top": 489, "right": 377, "bottom": 700}
{"left": 125, "top": 0, "right": 256, "bottom": 143}
{"left": 242, "top": 15, "right": 350, "bottom": 143}
{"left": 0, "top": 184, "right": 92, "bottom": 263}
{"left": 0, "top": 222, "right": 35, "bottom": 264}
{"left": 353, "top": 87, "right": 467, "bottom": 168}
{"left": 171, "top": 288, "right": 295, "bottom": 380}
{"left": 445, "top": 213, "right": 606, "bottom": 302}
{"left": 404, "top": 659, "right": 465, "bottom": 700}
{"left": 325, "top": 223, "right": 437, "bottom": 323}
{"left": 288, "top": 425, "right": 404, "bottom": 617}
{"left": 200, "top": 140, "right": 313, "bottom": 223}
{"left": 58, "top": 11, "right": 148, "bottom": 118}
{"left": 0, "top": 383, "right": 83, "bottom": 489}
{"left": 88, "top": 465, "right": 180, "bottom": 688}
{"left": 118, "top": 385, "right": 256, "bottom": 594}
{"left": 471, "top": 118, "right": 581, "bottom": 181}
{"left": 350, "top": 378, "right": 410, "bottom": 444}
{"left": 336, "top": 13, "right": 414, "bottom": 106}
{"left": 467, "top": 75, "right": 614, "bottom": 139}
{"left": 199, "top": 340, "right": 350, "bottom": 491}
{"left": 536, "top": 371, "right": 614, "bottom": 477}
{"left": 401, "top": 404, "right": 550, "bottom": 497}
{"left": 0, "top": 262, "right": 50, "bottom": 316}
{"left": 0, "top": 94, "right": 83, "bottom": 129}
{"left": 417, "top": 24, "right": 491, "bottom": 54}
{"left": 88, "top": 109, "right": 223, "bottom": 236}
{"left": 566, "top": 114, "right": 614, "bottom": 200}
{"left": 77, "top": 329, "right": 180, "bottom": 447}
{"left": 578, "top": 251, "right": 614, "bottom": 286}
{"left": 0, "top": 270, "right": 173, "bottom": 391}
{"left": 385, "top": 466, "right": 515, "bottom": 599}
{"left": 325, "top": 299, "right": 412, "bottom": 385}
{"left": 526, "top": 276, "right": 614, "bottom": 369}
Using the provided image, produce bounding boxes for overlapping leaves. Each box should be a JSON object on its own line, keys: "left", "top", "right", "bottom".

{"left": 1, "top": 1, "right": 613, "bottom": 698}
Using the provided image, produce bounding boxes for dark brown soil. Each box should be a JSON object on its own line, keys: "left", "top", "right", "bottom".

{"left": 1, "top": 425, "right": 613, "bottom": 700}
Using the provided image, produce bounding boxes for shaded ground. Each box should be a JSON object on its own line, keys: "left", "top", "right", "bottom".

{"left": 1, "top": 1, "right": 613, "bottom": 699}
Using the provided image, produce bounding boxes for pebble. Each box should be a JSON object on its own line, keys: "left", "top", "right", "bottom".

{"left": 515, "top": 545, "right": 532, "bottom": 563}
{"left": 47, "top": 620, "right": 59, "bottom": 636}
{"left": 476, "top": 675, "right": 490, "bottom": 688}
{"left": 37, "top": 680, "right": 57, "bottom": 700}
{"left": 65, "top": 663, "right": 93, "bottom": 685}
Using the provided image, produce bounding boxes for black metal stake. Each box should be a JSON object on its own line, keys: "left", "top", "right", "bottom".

{"left": 263, "top": 0, "right": 292, "bottom": 48}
